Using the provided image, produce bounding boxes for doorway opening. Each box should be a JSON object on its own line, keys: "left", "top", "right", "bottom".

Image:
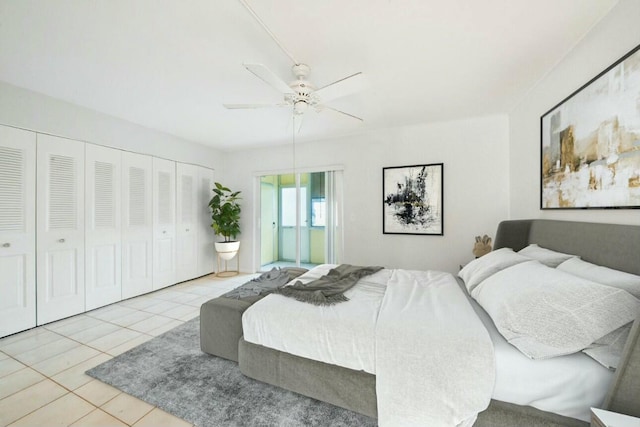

{"left": 258, "top": 170, "right": 342, "bottom": 271}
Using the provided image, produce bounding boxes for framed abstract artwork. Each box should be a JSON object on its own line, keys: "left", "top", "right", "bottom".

{"left": 383, "top": 163, "right": 443, "bottom": 235}
{"left": 541, "top": 43, "right": 640, "bottom": 209}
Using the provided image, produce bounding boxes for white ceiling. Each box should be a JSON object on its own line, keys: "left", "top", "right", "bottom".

{"left": 0, "top": 0, "right": 618, "bottom": 151}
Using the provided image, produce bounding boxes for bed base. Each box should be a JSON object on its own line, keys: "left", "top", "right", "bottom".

{"left": 239, "top": 337, "right": 378, "bottom": 419}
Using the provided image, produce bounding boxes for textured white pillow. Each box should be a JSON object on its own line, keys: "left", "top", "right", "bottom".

{"left": 558, "top": 257, "right": 640, "bottom": 299}
{"left": 517, "top": 244, "right": 577, "bottom": 267}
{"left": 458, "top": 248, "right": 530, "bottom": 293}
{"left": 472, "top": 261, "right": 640, "bottom": 359}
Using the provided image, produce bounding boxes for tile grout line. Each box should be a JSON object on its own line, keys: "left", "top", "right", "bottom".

{"left": 7, "top": 391, "right": 90, "bottom": 427}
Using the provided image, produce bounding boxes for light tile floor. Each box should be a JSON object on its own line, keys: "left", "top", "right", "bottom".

{"left": 0, "top": 273, "right": 254, "bottom": 427}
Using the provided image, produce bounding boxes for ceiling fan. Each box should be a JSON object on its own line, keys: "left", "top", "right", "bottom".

{"left": 224, "top": 0, "right": 364, "bottom": 133}
{"left": 224, "top": 62, "right": 364, "bottom": 133}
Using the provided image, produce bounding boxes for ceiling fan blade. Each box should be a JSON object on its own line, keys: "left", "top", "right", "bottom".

{"left": 244, "top": 63, "right": 293, "bottom": 94}
{"left": 223, "top": 103, "right": 288, "bottom": 109}
{"left": 319, "top": 105, "right": 364, "bottom": 122}
{"left": 314, "top": 72, "right": 364, "bottom": 103}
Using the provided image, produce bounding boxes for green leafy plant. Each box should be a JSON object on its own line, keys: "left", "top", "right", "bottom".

{"left": 208, "top": 182, "right": 242, "bottom": 242}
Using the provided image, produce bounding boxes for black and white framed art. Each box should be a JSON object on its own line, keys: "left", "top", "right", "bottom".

{"left": 383, "top": 163, "right": 443, "bottom": 235}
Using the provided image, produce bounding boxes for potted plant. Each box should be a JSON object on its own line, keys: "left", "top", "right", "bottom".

{"left": 209, "top": 182, "right": 241, "bottom": 260}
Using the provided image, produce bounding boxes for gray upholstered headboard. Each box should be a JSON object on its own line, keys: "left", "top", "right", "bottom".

{"left": 493, "top": 219, "right": 640, "bottom": 418}
{"left": 493, "top": 219, "right": 640, "bottom": 276}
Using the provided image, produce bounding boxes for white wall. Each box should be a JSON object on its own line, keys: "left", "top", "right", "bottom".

{"left": 509, "top": 0, "right": 640, "bottom": 225}
{"left": 11, "top": 0, "right": 636, "bottom": 278}
{"left": 0, "top": 81, "right": 222, "bottom": 169}
{"left": 225, "top": 114, "right": 510, "bottom": 274}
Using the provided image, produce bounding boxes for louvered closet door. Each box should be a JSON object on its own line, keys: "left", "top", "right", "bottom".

{"left": 85, "top": 145, "right": 121, "bottom": 310}
{"left": 176, "top": 163, "right": 199, "bottom": 283}
{"left": 152, "top": 157, "right": 176, "bottom": 289}
{"left": 122, "top": 152, "right": 153, "bottom": 299}
{"left": 197, "top": 166, "right": 215, "bottom": 277}
{"left": 36, "top": 135, "right": 85, "bottom": 324}
{"left": 0, "top": 126, "right": 36, "bottom": 337}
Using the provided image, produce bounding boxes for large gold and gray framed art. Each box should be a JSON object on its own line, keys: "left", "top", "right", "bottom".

{"left": 541, "top": 43, "right": 640, "bottom": 209}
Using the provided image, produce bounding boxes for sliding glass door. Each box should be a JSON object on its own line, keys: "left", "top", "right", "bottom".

{"left": 260, "top": 179, "right": 277, "bottom": 266}
{"left": 258, "top": 170, "right": 342, "bottom": 271}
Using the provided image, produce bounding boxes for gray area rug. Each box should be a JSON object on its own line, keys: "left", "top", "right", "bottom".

{"left": 87, "top": 317, "right": 377, "bottom": 427}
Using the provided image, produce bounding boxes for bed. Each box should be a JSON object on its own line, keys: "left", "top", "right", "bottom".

{"left": 205, "top": 219, "right": 640, "bottom": 426}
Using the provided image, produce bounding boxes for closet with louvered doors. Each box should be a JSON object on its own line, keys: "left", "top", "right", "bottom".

{"left": 197, "top": 166, "right": 215, "bottom": 277}
{"left": 36, "top": 134, "right": 86, "bottom": 325}
{"left": 85, "top": 145, "right": 122, "bottom": 310}
{"left": 152, "top": 157, "right": 177, "bottom": 290}
{"left": 122, "top": 152, "right": 153, "bottom": 299}
{"left": 0, "top": 126, "right": 37, "bottom": 337}
{"left": 0, "top": 123, "right": 217, "bottom": 337}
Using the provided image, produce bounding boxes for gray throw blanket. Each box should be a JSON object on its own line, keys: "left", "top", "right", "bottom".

{"left": 222, "top": 267, "right": 308, "bottom": 299}
{"left": 274, "top": 264, "right": 383, "bottom": 306}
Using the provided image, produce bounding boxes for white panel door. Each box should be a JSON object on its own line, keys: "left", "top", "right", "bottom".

{"left": 85, "top": 145, "right": 121, "bottom": 310}
{"left": 0, "top": 125, "right": 36, "bottom": 337}
{"left": 197, "top": 167, "right": 215, "bottom": 277}
{"left": 152, "top": 157, "right": 176, "bottom": 289}
{"left": 175, "top": 163, "right": 199, "bottom": 283}
{"left": 37, "top": 134, "right": 85, "bottom": 325}
{"left": 121, "top": 152, "right": 153, "bottom": 299}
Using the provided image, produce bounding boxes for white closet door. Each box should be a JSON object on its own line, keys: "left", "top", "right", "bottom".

{"left": 0, "top": 126, "right": 36, "bottom": 337}
{"left": 37, "top": 134, "right": 85, "bottom": 324}
{"left": 175, "top": 163, "right": 199, "bottom": 283}
{"left": 197, "top": 167, "right": 215, "bottom": 277}
{"left": 122, "top": 152, "right": 153, "bottom": 299}
{"left": 152, "top": 157, "right": 176, "bottom": 289}
{"left": 85, "top": 145, "right": 121, "bottom": 310}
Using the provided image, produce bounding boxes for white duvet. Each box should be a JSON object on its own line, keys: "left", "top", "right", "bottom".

{"left": 242, "top": 264, "right": 389, "bottom": 374}
{"left": 243, "top": 265, "right": 495, "bottom": 426}
{"left": 375, "top": 269, "right": 495, "bottom": 426}
{"left": 242, "top": 264, "right": 616, "bottom": 423}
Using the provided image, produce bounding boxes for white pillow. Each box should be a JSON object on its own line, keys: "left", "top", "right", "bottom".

{"left": 517, "top": 244, "right": 577, "bottom": 267}
{"left": 472, "top": 260, "right": 640, "bottom": 359}
{"left": 557, "top": 257, "right": 640, "bottom": 299}
{"left": 458, "top": 248, "right": 530, "bottom": 293}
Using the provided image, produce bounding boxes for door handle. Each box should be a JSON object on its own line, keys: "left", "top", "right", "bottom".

{"left": 58, "top": 238, "right": 65, "bottom": 243}
{"left": 1, "top": 243, "right": 10, "bottom": 248}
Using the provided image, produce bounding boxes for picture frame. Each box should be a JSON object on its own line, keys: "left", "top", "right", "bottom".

{"left": 383, "top": 163, "right": 443, "bottom": 235}
{"left": 540, "top": 43, "right": 640, "bottom": 209}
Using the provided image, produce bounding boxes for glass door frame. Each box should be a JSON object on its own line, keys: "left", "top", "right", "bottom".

{"left": 252, "top": 165, "right": 343, "bottom": 272}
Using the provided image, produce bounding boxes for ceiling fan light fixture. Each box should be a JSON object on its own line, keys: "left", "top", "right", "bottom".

{"left": 294, "top": 100, "right": 308, "bottom": 115}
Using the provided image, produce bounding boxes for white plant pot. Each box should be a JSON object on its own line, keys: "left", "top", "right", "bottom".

{"left": 215, "top": 241, "right": 240, "bottom": 261}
